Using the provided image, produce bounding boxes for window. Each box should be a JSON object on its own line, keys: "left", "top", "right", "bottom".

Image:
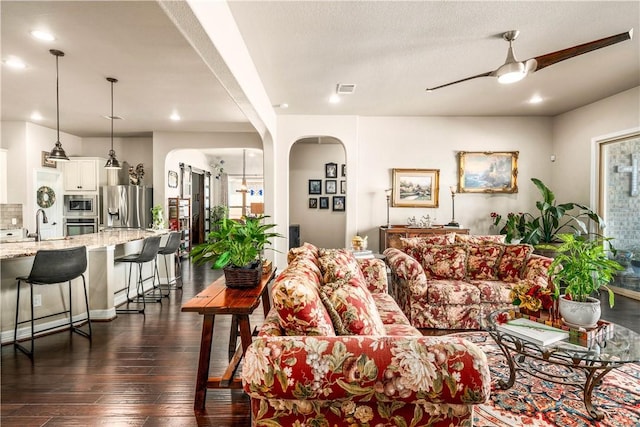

{"left": 227, "top": 175, "right": 264, "bottom": 219}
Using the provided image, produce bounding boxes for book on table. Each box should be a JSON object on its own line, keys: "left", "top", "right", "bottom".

{"left": 496, "top": 317, "right": 570, "bottom": 346}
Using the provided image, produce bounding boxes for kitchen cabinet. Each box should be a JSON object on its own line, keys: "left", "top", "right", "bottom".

{"left": 61, "top": 158, "right": 106, "bottom": 193}
{"left": 379, "top": 226, "right": 469, "bottom": 252}
{"left": 168, "top": 197, "right": 191, "bottom": 257}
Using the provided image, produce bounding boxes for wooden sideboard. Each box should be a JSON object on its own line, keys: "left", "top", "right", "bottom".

{"left": 379, "top": 226, "right": 470, "bottom": 252}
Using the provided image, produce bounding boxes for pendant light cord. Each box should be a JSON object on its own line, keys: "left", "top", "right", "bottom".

{"left": 110, "top": 79, "right": 114, "bottom": 151}
{"left": 56, "top": 53, "right": 60, "bottom": 143}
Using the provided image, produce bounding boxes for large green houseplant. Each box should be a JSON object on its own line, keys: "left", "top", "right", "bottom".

{"left": 519, "top": 178, "right": 605, "bottom": 246}
{"left": 547, "top": 233, "right": 623, "bottom": 327}
{"left": 190, "top": 215, "right": 282, "bottom": 287}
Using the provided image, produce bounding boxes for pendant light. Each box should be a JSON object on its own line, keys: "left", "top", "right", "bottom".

{"left": 104, "top": 77, "right": 121, "bottom": 169}
{"left": 47, "top": 49, "right": 69, "bottom": 162}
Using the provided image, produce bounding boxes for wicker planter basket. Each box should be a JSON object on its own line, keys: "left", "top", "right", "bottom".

{"left": 223, "top": 262, "right": 262, "bottom": 288}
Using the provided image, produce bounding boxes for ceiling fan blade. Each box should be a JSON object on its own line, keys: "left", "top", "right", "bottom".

{"left": 426, "top": 71, "right": 492, "bottom": 91}
{"left": 531, "top": 29, "right": 633, "bottom": 71}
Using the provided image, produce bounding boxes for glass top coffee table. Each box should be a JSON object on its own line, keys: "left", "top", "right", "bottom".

{"left": 485, "top": 310, "right": 640, "bottom": 420}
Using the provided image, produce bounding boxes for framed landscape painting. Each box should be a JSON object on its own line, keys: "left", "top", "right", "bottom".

{"left": 458, "top": 151, "right": 518, "bottom": 193}
{"left": 391, "top": 168, "right": 440, "bottom": 208}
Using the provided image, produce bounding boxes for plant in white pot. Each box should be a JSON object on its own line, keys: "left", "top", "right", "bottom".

{"left": 547, "top": 233, "right": 624, "bottom": 328}
{"left": 189, "top": 215, "right": 282, "bottom": 288}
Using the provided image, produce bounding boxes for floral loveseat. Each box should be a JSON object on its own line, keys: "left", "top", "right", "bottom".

{"left": 384, "top": 233, "right": 554, "bottom": 330}
{"left": 242, "top": 243, "right": 491, "bottom": 426}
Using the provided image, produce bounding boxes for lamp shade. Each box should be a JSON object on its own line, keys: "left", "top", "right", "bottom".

{"left": 49, "top": 140, "right": 69, "bottom": 161}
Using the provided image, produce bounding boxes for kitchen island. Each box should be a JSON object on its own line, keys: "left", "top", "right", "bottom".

{"left": 0, "top": 229, "right": 174, "bottom": 344}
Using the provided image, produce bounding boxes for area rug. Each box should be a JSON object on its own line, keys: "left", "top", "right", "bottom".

{"left": 449, "top": 332, "right": 640, "bottom": 427}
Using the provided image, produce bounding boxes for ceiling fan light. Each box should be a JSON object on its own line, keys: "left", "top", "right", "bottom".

{"left": 496, "top": 61, "right": 526, "bottom": 84}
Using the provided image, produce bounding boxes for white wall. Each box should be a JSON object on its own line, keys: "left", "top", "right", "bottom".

{"left": 290, "top": 142, "right": 346, "bottom": 248}
{"left": 276, "top": 115, "right": 554, "bottom": 256}
{"left": 82, "top": 137, "right": 153, "bottom": 186}
{"left": 552, "top": 87, "right": 640, "bottom": 208}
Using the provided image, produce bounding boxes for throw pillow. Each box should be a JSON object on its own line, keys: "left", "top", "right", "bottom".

{"left": 420, "top": 244, "right": 467, "bottom": 280}
{"left": 455, "top": 234, "right": 506, "bottom": 244}
{"left": 318, "top": 248, "right": 365, "bottom": 284}
{"left": 400, "top": 233, "right": 456, "bottom": 263}
{"left": 356, "top": 257, "right": 388, "bottom": 293}
{"left": 466, "top": 243, "right": 503, "bottom": 280}
{"left": 320, "top": 276, "right": 386, "bottom": 335}
{"left": 498, "top": 244, "right": 534, "bottom": 282}
{"left": 272, "top": 270, "right": 336, "bottom": 336}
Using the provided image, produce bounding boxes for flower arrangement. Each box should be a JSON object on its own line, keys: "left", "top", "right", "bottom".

{"left": 490, "top": 212, "right": 525, "bottom": 243}
{"left": 510, "top": 282, "right": 555, "bottom": 313}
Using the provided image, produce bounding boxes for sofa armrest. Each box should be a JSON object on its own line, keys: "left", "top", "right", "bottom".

{"left": 523, "top": 253, "right": 555, "bottom": 291}
{"left": 242, "top": 335, "right": 490, "bottom": 405}
{"left": 356, "top": 257, "right": 388, "bottom": 294}
{"left": 383, "top": 248, "right": 429, "bottom": 297}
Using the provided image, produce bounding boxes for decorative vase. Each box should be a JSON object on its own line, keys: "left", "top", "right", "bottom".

{"left": 558, "top": 295, "right": 601, "bottom": 329}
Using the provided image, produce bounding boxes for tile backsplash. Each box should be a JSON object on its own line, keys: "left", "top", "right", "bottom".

{"left": 0, "top": 204, "right": 23, "bottom": 229}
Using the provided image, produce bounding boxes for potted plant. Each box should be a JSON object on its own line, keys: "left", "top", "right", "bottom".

{"left": 547, "top": 233, "right": 624, "bottom": 328}
{"left": 519, "top": 178, "right": 605, "bottom": 249}
{"left": 490, "top": 212, "right": 525, "bottom": 243}
{"left": 189, "top": 215, "right": 282, "bottom": 288}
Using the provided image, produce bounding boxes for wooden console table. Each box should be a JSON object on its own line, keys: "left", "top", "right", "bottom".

{"left": 181, "top": 268, "right": 276, "bottom": 412}
{"left": 379, "top": 226, "right": 469, "bottom": 252}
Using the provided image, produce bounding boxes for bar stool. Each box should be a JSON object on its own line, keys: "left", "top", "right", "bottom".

{"left": 115, "top": 235, "right": 162, "bottom": 314}
{"left": 155, "top": 231, "right": 183, "bottom": 295}
{"left": 14, "top": 246, "right": 91, "bottom": 359}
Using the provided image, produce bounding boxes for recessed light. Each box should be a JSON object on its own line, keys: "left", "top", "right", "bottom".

{"left": 329, "top": 94, "right": 340, "bottom": 104}
{"left": 170, "top": 112, "right": 181, "bottom": 121}
{"left": 529, "top": 95, "right": 543, "bottom": 104}
{"left": 30, "top": 30, "right": 55, "bottom": 42}
{"left": 273, "top": 103, "right": 289, "bottom": 109}
{"left": 30, "top": 112, "right": 43, "bottom": 121}
{"left": 3, "top": 57, "right": 26, "bottom": 69}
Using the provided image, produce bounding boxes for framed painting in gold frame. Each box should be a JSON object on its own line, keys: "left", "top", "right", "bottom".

{"left": 458, "top": 151, "right": 518, "bottom": 193}
{"left": 391, "top": 168, "right": 440, "bottom": 208}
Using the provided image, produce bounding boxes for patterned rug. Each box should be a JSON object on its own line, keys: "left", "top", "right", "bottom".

{"left": 449, "top": 332, "right": 640, "bottom": 427}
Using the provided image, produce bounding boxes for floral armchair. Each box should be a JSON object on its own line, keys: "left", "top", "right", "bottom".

{"left": 241, "top": 243, "right": 491, "bottom": 426}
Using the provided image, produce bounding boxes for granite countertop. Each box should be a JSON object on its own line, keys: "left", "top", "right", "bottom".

{"left": 0, "top": 229, "right": 167, "bottom": 260}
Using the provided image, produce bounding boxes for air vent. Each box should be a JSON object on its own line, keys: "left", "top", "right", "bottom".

{"left": 336, "top": 83, "right": 356, "bottom": 95}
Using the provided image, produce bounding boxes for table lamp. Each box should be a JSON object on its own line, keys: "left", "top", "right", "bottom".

{"left": 385, "top": 188, "right": 392, "bottom": 228}
{"left": 446, "top": 186, "right": 460, "bottom": 227}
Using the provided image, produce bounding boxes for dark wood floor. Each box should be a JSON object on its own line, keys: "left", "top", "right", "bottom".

{"left": 2, "top": 261, "right": 639, "bottom": 427}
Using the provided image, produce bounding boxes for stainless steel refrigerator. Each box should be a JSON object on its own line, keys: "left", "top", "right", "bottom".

{"left": 103, "top": 185, "right": 153, "bottom": 229}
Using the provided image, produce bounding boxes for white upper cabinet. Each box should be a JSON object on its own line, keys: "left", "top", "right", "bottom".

{"left": 61, "top": 158, "right": 106, "bottom": 193}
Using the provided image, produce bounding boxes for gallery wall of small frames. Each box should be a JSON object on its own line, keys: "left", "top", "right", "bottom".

{"left": 308, "top": 162, "right": 346, "bottom": 211}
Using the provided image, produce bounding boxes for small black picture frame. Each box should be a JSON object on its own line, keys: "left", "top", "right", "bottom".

{"left": 309, "top": 179, "right": 322, "bottom": 195}
{"left": 333, "top": 196, "right": 346, "bottom": 211}
{"left": 340, "top": 180, "right": 346, "bottom": 194}
{"left": 308, "top": 198, "right": 318, "bottom": 208}
{"left": 325, "top": 179, "right": 337, "bottom": 194}
{"left": 319, "top": 197, "right": 329, "bottom": 209}
{"left": 341, "top": 164, "right": 346, "bottom": 177}
{"left": 325, "top": 162, "right": 338, "bottom": 178}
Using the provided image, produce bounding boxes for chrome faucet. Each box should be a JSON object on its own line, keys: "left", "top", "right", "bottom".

{"left": 28, "top": 209, "right": 49, "bottom": 242}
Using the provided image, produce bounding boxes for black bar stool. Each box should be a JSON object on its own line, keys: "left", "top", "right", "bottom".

{"left": 14, "top": 246, "right": 91, "bottom": 359}
{"left": 155, "top": 231, "right": 183, "bottom": 295}
{"left": 115, "top": 235, "right": 162, "bottom": 314}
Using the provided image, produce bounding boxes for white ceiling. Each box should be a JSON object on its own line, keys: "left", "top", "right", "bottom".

{"left": 2, "top": 1, "right": 639, "bottom": 140}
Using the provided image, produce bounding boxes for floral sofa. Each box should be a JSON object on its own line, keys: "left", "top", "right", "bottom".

{"left": 242, "top": 243, "right": 491, "bottom": 426}
{"left": 383, "top": 233, "right": 554, "bottom": 330}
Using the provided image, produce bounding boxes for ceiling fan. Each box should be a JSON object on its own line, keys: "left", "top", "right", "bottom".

{"left": 426, "top": 29, "right": 633, "bottom": 91}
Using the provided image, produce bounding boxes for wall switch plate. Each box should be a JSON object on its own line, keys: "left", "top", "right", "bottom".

{"left": 11, "top": 218, "right": 17, "bottom": 225}
{"left": 33, "top": 294, "right": 42, "bottom": 307}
